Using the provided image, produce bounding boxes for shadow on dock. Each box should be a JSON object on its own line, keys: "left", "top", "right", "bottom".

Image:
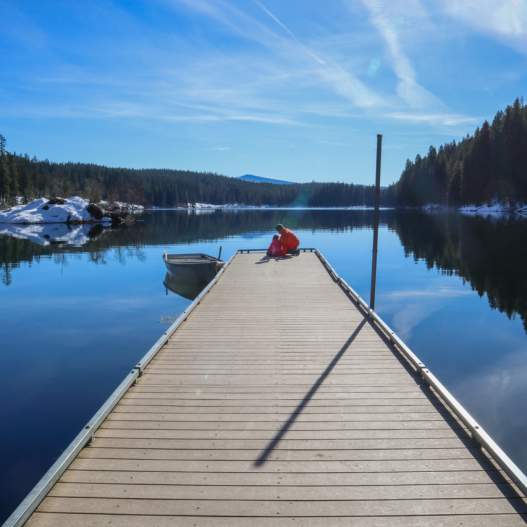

{"left": 254, "top": 317, "right": 368, "bottom": 467}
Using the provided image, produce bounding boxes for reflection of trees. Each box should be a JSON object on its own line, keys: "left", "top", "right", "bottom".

{"left": 0, "top": 209, "right": 388, "bottom": 286}
{"left": 390, "top": 212, "right": 527, "bottom": 330}
{"left": 3, "top": 209, "right": 526, "bottom": 334}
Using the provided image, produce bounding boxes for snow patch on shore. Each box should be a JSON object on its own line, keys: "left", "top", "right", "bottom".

{"left": 99, "top": 200, "right": 144, "bottom": 213}
{"left": 423, "top": 201, "right": 527, "bottom": 219}
{"left": 459, "top": 201, "right": 519, "bottom": 218}
{"left": 0, "top": 197, "right": 111, "bottom": 224}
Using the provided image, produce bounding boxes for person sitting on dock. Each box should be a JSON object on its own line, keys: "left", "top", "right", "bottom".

{"left": 267, "top": 234, "right": 284, "bottom": 257}
{"left": 276, "top": 224, "right": 300, "bottom": 255}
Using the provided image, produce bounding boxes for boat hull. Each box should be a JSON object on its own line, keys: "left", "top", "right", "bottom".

{"left": 163, "top": 253, "right": 224, "bottom": 285}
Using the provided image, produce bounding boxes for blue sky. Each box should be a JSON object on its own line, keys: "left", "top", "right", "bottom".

{"left": 0, "top": 0, "right": 526, "bottom": 185}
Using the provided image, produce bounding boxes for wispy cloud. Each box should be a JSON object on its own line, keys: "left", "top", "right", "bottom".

{"left": 359, "top": 0, "right": 440, "bottom": 109}
{"left": 387, "top": 111, "right": 479, "bottom": 127}
{"left": 440, "top": 0, "right": 527, "bottom": 54}
{"left": 172, "top": 0, "right": 385, "bottom": 110}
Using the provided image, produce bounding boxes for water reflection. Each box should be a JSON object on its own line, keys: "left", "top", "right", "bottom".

{"left": 0, "top": 222, "right": 107, "bottom": 247}
{"left": 164, "top": 271, "right": 207, "bottom": 301}
{"left": 454, "top": 349, "right": 527, "bottom": 468}
{"left": 2, "top": 210, "right": 527, "bottom": 333}
{"left": 391, "top": 212, "right": 527, "bottom": 331}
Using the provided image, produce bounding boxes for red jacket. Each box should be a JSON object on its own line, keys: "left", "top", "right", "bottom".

{"left": 267, "top": 239, "right": 284, "bottom": 257}
{"left": 279, "top": 228, "right": 299, "bottom": 251}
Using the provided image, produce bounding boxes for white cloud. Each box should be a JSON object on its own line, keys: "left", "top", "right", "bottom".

{"left": 359, "top": 0, "right": 440, "bottom": 108}
{"left": 171, "top": 0, "right": 385, "bottom": 109}
{"left": 386, "top": 111, "right": 479, "bottom": 127}
{"left": 440, "top": 0, "right": 527, "bottom": 53}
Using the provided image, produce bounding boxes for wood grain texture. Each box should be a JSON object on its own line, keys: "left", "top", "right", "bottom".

{"left": 24, "top": 252, "right": 527, "bottom": 525}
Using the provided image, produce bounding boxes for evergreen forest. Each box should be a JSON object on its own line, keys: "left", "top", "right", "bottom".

{"left": 1, "top": 98, "right": 526, "bottom": 208}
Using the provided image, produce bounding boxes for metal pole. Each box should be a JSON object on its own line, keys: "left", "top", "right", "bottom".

{"left": 369, "top": 134, "right": 382, "bottom": 309}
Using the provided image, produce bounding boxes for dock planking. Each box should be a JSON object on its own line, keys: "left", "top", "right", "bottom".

{"left": 15, "top": 251, "right": 527, "bottom": 525}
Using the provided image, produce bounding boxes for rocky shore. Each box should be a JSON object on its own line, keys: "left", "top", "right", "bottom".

{"left": 0, "top": 197, "right": 144, "bottom": 225}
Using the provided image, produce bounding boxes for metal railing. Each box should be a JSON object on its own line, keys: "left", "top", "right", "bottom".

{"left": 4, "top": 247, "right": 526, "bottom": 526}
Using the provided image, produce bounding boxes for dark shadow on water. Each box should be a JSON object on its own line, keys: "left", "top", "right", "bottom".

{"left": 254, "top": 317, "right": 367, "bottom": 467}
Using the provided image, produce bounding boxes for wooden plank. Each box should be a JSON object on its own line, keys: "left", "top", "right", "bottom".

{"left": 49, "top": 482, "right": 524, "bottom": 500}
{"left": 101, "top": 419, "right": 457, "bottom": 431}
{"left": 59, "top": 468, "right": 509, "bottom": 486}
{"left": 106, "top": 412, "right": 447, "bottom": 422}
{"left": 81, "top": 437, "right": 469, "bottom": 450}
{"left": 69, "top": 458, "right": 494, "bottom": 472}
{"left": 25, "top": 512, "right": 527, "bottom": 527}
{"left": 36, "top": 496, "right": 527, "bottom": 516}
{"left": 95, "top": 428, "right": 460, "bottom": 439}
{"left": 78, "top": 447, "right": 477, "bottom": 462}
{"left": 120, "top": 396, "right": 432, "bottom": 405}
{"left": 129, "top": 385, "right": 423, "bottom": 393}
{"left": 112, "top": 404, "right": 440, "bottom": 414}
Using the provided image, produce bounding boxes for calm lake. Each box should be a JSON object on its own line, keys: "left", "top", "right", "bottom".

{"left": 1, "top": 209, "right": 527, "bottom": 521}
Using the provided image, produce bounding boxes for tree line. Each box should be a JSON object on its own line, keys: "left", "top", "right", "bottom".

{"left": 2, "top": 97, "right": 524, "bottom": 208}
{"left": 0, "top": 137, "right": 394, "bottom": 208}
{"left": 396, "top": 98, "right": 527, "bottom": 206}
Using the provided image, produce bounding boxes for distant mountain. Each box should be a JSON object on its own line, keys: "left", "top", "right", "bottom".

{"left": 239, "top": 174, "right": 294, "bottom": 185}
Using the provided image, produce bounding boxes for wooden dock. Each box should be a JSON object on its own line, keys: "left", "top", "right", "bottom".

{"left": 8, "top": 250, "right": 527, "bottom": 526}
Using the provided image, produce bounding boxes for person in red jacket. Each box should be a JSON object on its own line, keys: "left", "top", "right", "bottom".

{"left": 276, "top": 224, "right": 300, "bottom": 255}
{"left": 266, "top": 234, "right": 285, "bottom": 257}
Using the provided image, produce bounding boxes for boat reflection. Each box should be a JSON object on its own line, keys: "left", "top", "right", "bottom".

{"left": 163, "top": 271, "right": 211, "bottom": 301}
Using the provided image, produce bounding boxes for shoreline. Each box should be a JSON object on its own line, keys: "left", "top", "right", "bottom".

{"left": 423, "top": 201, "right": 527, "bottom": 218}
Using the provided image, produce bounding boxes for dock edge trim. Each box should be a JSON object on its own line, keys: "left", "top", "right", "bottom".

{"left": 2, "top": 252, "right": 238, "bottom": 527}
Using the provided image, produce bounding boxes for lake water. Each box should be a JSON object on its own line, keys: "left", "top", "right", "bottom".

{"left": 1, "top": 209, "right": 527, "bottom": 522}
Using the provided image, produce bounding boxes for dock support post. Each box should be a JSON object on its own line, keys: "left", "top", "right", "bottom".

{"left": 369, "top": 133, "right": 382, "bottom": 310}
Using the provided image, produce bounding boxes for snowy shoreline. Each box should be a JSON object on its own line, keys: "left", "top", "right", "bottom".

{"left": 0, "top": 197, "right": 144, "bottom": 246}
{"left": 422, "top": 201, "right": 527, "bottom": 218}
{"left": 0, "top": 197, "right": 144, "bottom": 224}
{"left": 148, "top": 202, "right": 394, "bottom": 212}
